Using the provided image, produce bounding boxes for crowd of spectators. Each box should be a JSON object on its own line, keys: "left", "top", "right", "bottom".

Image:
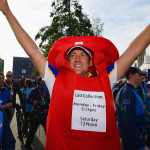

{"left": 0, "top": 71, "right": 50, "bottom": 150}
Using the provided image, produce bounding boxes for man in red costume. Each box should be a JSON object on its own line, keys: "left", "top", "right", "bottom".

{"left": 0, "top": 1, "right": 150, "bottom": 150}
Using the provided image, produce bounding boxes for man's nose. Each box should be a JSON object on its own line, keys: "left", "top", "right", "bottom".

{"left": 75, "top": 55, "right": 81, "bottom": 61}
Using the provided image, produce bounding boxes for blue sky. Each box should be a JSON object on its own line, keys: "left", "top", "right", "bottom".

{"left": 80, "top": 0, "right": 150, "bottom": 54}
{"left": 0, "top": 0, "right": 150, "bottom": 74}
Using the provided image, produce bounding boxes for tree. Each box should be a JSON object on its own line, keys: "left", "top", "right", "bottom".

{"left": 92, "top": 18, "right": 104, "bottom": 37}
{"left": 31, "top": 66, "right": 39, "bottom": 78}
{"left": 35, "top": 0, "right": 103, "bottom": 58}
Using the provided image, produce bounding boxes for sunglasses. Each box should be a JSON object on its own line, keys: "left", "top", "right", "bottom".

{"left": 6, "top": 75, "right": 12, "bottom": 77}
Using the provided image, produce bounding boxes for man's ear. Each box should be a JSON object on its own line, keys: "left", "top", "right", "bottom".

{"left": 89, "top": 59, "right": 93, "bottom": 67}
{"left": 130, "top": 73, "right": 134, "bottom": 79}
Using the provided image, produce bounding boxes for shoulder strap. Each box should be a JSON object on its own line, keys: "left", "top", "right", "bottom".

{"left": 23, "top": 88, "right": 27, "bottom": 95}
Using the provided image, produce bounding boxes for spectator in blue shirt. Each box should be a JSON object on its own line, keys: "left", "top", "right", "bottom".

{"left": 116, "top": 67, "right": 150, "bottom": 150}
{"left": 0, "top": 107, "right": 16, "bottom": 150}
{"left": 0, "top": 73, "right": 13, "bottom": 124}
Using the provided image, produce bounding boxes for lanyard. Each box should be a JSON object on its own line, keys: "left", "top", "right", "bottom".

{"left": 139, "top": 96, "right": 147, "bottom": 113}
{"left": 38, "top": 89, "right": 45, "bottom": 100}
{"left": 5, "top": 82, "right": 13, "bottom": 90}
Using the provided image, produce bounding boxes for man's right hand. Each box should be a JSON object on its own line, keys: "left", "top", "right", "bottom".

{"left": 0, "top": 0, "right": 47, "bottom": 78}
{"left": 0, "top": 0, "right": 9, "bottom": 14}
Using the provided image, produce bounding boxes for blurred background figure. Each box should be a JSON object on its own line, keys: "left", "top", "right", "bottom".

{"left": 22, "top": 79, "right": 34, "bottom": 138}
{"left": 25, "top": 77, "right": 50, "bottom": 150}
{"left": 116, "top": 67, "right": 150, "bottom": 150}
{"left": 0, "top": 72, "right": 13, "bottom": 124}
{"left": 4, "top": 71, "right": 23, "bottom": 123}
{"left": 0, "top": 107, "right": 16, "bottom": 150}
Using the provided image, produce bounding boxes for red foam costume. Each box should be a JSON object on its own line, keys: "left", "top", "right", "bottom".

{"left": 46, "top": 36, "right": 121, "bottom": 150}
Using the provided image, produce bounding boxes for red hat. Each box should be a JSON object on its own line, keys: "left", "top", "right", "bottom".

{"left": 48, "top": 36, "right": 119, "bottom": 73}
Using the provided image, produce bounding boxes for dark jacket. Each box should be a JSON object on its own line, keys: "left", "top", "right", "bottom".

{"left": 116, "top": 83, "right": 149, "bottom": 149}
{"left": 26, "top": 87, "right": 50, "bottom": 111}
{"left": 4, "top": 80, "right": 23, "bottom": 106}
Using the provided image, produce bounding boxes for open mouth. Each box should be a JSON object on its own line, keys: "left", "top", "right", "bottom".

{"left": 75, "top": 65, "right": 81, "bottom": 67}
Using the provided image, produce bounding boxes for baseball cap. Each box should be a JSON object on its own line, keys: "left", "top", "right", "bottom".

{"left": 67, "top": 46, "right": 92, "bottom": 58}
{"left": 125, "top": 67, "right": 147, "bottom": 77}
{"left": 37, "top": 77, "right": 43, "bottom": 82}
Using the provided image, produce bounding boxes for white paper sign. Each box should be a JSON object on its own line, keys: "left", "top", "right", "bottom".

{"left": 71, "top": 90, "right": 106, "bottom": 132}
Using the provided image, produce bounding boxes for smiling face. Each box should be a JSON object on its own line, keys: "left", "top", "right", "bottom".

{"left": 67, "top": 49, "right": 92, "bottom": 77}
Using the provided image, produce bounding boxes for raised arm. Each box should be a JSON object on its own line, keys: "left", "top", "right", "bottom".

{"left": 117, "top": 24, "right": 150, "bottom": 81}
{"left": 0, "top": 0, "right": 46, "bottom": 77}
